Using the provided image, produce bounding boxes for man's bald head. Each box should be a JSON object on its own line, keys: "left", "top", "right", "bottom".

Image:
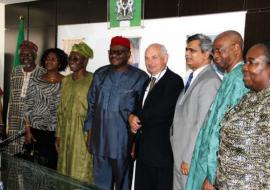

{"left": 215, "top": 30, "right": 244, "bottom": 51}
{"left": 145, "top": 43, "right": 168, "bottom": 75}
{"left": 213, "top": 30, "right": 244, "bottom": 72}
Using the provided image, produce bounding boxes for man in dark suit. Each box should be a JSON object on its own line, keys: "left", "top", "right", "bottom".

{"left": 129, "top": 43, "right": 184, "bottom": 190}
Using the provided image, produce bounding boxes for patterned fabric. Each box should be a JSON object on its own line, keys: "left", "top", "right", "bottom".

{"left": 186, "top": 63, "right": 249, "bottom": 190}
{"left": 24, "top": 76, "right": 61, "bottom": 131}
{"left": 7, "top": 65, "right": 45, "bottom": 155}
{"left": 216, "top": 86, "right": 270, "bottom": 189}
{"left": 20, "top": 40, "right": 38, "bottom": 53}
{"left": 56, "top": 72, "right": 94, "bottom": 183}
{"left": 71, "top": 42, "right": 93, "bottom": 58}
{"left": 20, "top": 70, "right": 34, "bottom": 98}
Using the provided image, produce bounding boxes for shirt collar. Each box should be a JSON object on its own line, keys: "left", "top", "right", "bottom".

{"left": 151, "top": 66, "right": 167, "bottom": 83}
{"left": 191, "top": 64, "right": 208, "bottom": 81}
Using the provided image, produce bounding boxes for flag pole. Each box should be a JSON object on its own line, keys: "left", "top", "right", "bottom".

{"left": 12, "top": 16, "right": 25, "bottom": 69}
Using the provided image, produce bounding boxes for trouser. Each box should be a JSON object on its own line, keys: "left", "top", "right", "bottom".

{"left": 93, "top": 155, "right": 130, "bottom": 190}
{"left": 173, "top": 164, "right": 186, "bottom": 190}
{"left": 31, "top": 128, "right": 58, "bottom": 170}
{"left": 135, "top": 159, "right": 173, "bottom": 190}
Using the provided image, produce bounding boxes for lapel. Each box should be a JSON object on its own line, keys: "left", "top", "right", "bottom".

{"left": 179, "top": 65, "right": 211, "bottom": 105}
{"left": 143, "top": 69, "right": 171, "bottom": 108}
{"left": 138, "top": 77, "right": 151, "bottom": 109}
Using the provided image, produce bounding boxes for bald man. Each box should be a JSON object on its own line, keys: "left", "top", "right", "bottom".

{"left": 185, "top": 31, "right": 250, "bottom": 190}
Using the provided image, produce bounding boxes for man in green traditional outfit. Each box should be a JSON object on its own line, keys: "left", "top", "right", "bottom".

{"left": 55, "top": 42, "right": 94, "bottom": 183}
{"left": 185, "top": 31, "right": 249, "bottom": 190}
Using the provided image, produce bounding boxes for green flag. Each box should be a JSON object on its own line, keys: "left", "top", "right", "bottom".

{"left": 13, "top": 17, "right": 24, "bottom": 68}
{"left": 109, "top": 0, "right": 142, "bottom": 28}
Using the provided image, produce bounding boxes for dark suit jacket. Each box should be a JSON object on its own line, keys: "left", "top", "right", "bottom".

{"left": 135, "top": 68, "right": 184, "bottom": 167}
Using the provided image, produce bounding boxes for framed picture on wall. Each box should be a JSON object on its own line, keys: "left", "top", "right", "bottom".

{"left": 128, "top": 37, "right": 141, "bottom": 68}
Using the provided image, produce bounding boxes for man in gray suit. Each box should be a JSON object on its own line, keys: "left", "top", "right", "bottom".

{"left": 171, "top": 34, "right": 221, "bottom": 190}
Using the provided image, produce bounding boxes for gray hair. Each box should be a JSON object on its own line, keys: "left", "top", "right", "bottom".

{"left": 146, "top": 43, "right": 168, "bottom": 57}
{"left": 187, "top": 34, "right": 212, "bottom": 54}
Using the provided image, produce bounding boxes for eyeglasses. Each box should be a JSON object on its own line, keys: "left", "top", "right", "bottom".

{"left": 108, "top": 49, "right": 127, "bottom": 56}
{"left": 213, "top": 44, "right": 235, "bottom": 55}
{"left": 68, "top": 56, "right": 84, "bottom": 62}
{"left": 20, "top": 52, "right": 35, "bottom": 58}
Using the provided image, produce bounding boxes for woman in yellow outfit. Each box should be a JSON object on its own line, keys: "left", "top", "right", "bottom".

{"left": 55, "top": 42, "right": 93, "bottom": 183}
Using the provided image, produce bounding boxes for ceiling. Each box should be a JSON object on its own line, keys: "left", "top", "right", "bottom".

{"left": 0, "top": 0, "right": 37, "bottom": 4}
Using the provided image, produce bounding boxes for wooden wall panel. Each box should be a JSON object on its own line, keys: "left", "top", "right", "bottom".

{"left": 88, "top": 0, "right": 107, "bottom": 23}
{"left": 28, "top": 0, "right": 56, "bottom": 27}
{"left": 28, "top": 26, "right": 56, "bottom": 61}
{"left": 57, "top": 0, "right": 89, "bottom": 25}
{"left": 5, "top": 3, "right": 28, "bottom": 28}
{"left": 144, "top": 0, "right": 179, "bottom": 19}
{"left": 179, "top": 0, "right": 244, "bottom": 16}
{"left": 244, "top": 11, "right": 270, "bottom": 53}
{"left": 246, "top": 0, "right": 270, "bottom": 10}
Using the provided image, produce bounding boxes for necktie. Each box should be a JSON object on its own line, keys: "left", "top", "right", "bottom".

{"left": 184, "top": 72, "right": 193, "bottom": 93}
{"left": 149, "top": 77, "right": 156, "bottom": 91}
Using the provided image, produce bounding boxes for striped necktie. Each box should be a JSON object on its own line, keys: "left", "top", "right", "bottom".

{"left": 149, "top": 77, "right": 156, "bottom": 91}
{"left": 184, "top": 72, "right": 193, "bottom": 93}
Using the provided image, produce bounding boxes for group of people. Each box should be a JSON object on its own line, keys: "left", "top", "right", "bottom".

{"left": 1, "top": 30, "right": 270, "bottom": 190}
{"left": 6, "top": 40, "right": 94, "bottom": 184}
{"left": 176, "top": 30, "right": 270, "bottom": 190}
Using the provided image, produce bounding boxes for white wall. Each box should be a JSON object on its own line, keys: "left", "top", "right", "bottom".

{"left": 58, "top": 11, "right": 246, "bottom": 79}
{"left": 0, "top": 3, "right": 4, "bottom": 89}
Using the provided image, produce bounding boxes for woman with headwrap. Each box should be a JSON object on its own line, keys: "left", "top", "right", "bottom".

{"left": 216, "top": 41, "right": 270, "bottom": 189}
{"left": 55, "top": 42, "right": 94, "bottom": 183}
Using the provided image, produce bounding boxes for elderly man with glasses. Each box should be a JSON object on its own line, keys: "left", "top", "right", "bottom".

{"left": 84, "top": 36, "right": 148, "bottom": 190}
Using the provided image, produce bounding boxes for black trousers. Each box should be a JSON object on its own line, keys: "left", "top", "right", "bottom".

{"left": 135, "top": 159, "right": 173, "bottom": 190}
{"left": 31, "top": 128, "right": 58, "bottom": 170}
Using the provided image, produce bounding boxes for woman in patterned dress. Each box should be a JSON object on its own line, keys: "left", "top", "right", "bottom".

{"left": 216, "top": 41, "right": 270, "bottom": 189}
{"left": 24, "top": 48, "right": 68, "bottom": 169}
